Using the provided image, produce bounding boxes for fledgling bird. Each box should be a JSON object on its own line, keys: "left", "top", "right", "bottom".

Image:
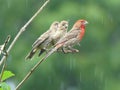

{"left": 25, "top": 21, "right": 59, "bottom": 60}
{"left": 37, "top": 20, "right": 68, "bottom": 56}
{"left": 43, "top": 19, "right": 88, "bottom": 59}
{"left": 25, "top": 20, "right": 69, "bottom": 60}
{"left": 52, "top": 20, "right": 68, "bottom": 45}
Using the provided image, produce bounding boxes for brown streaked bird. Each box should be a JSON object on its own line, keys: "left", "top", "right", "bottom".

{"left": 52, "top": 20, "right": 68, "bottom": 45}
{"left": 25, "top": 21, "right": 59, "bottom": 60}
{"left": 25, "top": 20, "right": 69, "bottom": 60}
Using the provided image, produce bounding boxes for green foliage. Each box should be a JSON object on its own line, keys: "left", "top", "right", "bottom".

{"left": 0, "top": 0, "right": 120, "bottom": 90}
{"left": 0, "top": 82, "right": 11, "bottom": 90}
{"left": 0, "top": 70, "right": 15, "bottom": 90}
{"left": 0, "top": 70, "right": 15, "bottom": 82}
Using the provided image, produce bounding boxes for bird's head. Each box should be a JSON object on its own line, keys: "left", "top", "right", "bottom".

{"left": 59, "top": 20, "right": 68, "bottom": 31}
{"left": 73, "top": 19, "right": 88, "bottom": 29}
{"left": 50, "top": 21, "right": 59, "bottom": 30}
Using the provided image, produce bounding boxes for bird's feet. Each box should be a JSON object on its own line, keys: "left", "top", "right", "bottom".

{"left": 64, "top": 49, "right": 79, "bottom": 53}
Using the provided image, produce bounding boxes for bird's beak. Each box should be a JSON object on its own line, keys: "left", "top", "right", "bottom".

{"left": 84, "top": 21, "right": 88, "bottom": 25}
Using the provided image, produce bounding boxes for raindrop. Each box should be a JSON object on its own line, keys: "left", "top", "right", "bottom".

{"left": 60, "top": 81, "right": 65, "bottom": 90}
{"left": 99, "top": 71, "right": 104, "bottom": 81}
{"left": 66, "top": 86, "right": 79, "bottom": 90}
{"left": 94, "top": 67, "right": 98, "bottom": 77}
{"left": 108, "top": 13, "right": 113, "bottom": 23}
{"left": 101, "top": 16, "right": 104, "bottom": 25}
{"left": 94, "top": 67, "right": 104, "bottom": 82}
{"left": 104, "top": 79, "right": 108, "bottom": 89}
{"left": 6, "top": 0, "right": 11, "bottom": 8}
{"left": 48, "top": 76, "right": 52, "bottom": 84}
{"left": 69, "top": 57, "right": 76, "bottom": 70}
{"left": 67, "top": 55, "right": 77, "bottom": 71}
{"left": 25, "top": 0, "right": 28, "bottom": 8}
{"left": 69, "top": 56, "right": 74, "bottom": 71}
{"left": 79, "top": 72, "right": 82, "bottom": 82}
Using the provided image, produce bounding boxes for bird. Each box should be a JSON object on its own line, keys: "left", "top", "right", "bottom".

{"left": 51, "top": 20, "right": 68, "bottom": 45}
{"left": 43, "top": 19, "right": 88, "bottom": 59}
{"left": 58, "top": 19, "right": 88, "bottom": 53}
{"left": 25, "top": 20, "right": 69, "bottom": 60}
{"left": 25, "top": 21, "right": 59, "bottom": 60}
{"left": 37, "top": 20, "right": 68, "bottom": 56}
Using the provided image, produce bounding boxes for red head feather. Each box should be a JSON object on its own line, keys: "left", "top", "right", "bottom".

{"left": 73, "top": 19, "right": 88, "bottom": 40}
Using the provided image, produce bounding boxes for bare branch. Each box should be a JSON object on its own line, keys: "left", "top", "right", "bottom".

{"left": 0, "top": 56, "right": 7, "bottom": 82}
{"left": 16, "top": 45, "right": 54, "bottom": 89}
{"left": 15, "top": 55, "right": 48, "bottom": 90}
{"left": 0, "top": 35, "right": 10, "bottom": 82}
{"left": 0, "top": 0, "right": 50, "bottom": 66}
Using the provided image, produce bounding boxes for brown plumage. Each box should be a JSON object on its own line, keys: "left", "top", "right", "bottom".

{"left": 25, "top": 20, "right": 69, "bottom": 60}
{"left": 25, "top": 21, "right": 59, "bottom": 60}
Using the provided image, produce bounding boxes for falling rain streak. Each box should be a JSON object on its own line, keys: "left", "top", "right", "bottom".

{"left": 6, "top": 0, "right": 11, "bottom": 8}
{"left": 67, "top": 55, "right": 76, "bottom": 71}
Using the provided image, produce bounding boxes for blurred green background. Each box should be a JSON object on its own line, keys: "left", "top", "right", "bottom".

{"left": 0, "top": 0, "right": 120, "bottom": 90}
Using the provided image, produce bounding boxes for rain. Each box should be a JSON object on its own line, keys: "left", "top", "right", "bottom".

{"left": 0, "top": 0, "right": 120, "bottom": 90}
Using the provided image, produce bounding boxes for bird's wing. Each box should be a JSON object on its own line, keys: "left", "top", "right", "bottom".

{"left": 56, "top": 29, "right": 80, "bottom": 45}
{"left": 32, "top": 30, "right": 51, "bottom": 48}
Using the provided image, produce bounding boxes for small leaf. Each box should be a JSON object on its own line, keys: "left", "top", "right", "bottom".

{"left": 0, "top": 82, "right": 10, "bottom": 90}
{"left": 1, "top": 71, "right": 15, "bottom": 81}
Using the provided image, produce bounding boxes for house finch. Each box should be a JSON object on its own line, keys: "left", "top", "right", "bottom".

{"left": 43, "top": 19, "right": 88, "bottom": 59}
{"left": 25, "top": 20, "right": 68, "bottom": 60}
{"left": 25, "top": 21, "right": 59, "bottom": 60}
{"left": 37, "top": 20, "right": 68, "bottom": 56}
{"left": 52, "top": 20, "right": 68, "bottom": 45}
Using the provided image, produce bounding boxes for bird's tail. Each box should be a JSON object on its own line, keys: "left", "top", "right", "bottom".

{"left": 25, "top": 48, "right": 37, "bottom": 60}
{"left": 38, "top": 49, "right": 46, "bottom": 56}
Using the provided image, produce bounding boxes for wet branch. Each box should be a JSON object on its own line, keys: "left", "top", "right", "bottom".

{"left": 15, "top": 55, "right": 48, "bottom": 90}
{"left": 15, "top": 46, "right": 53, "bottom": 90}
{"left": 0, "top": 0, "right": 50, "bottom": 66}
{"left": 0, "top": 35, "right": 10, "bottom": 82}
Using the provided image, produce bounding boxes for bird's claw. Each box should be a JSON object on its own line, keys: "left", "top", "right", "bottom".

{"left": 63, "top": 49, "right": 79, "bottom": 53}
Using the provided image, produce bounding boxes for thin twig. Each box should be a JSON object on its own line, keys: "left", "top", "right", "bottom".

{"left": 0, "top": 35, "right": 10, "bottom": 82}
{"left": 0, "top": 0, "right": 50, "bottom": 66}
{"left": 16, "top": 45, "right": 54, "bottom": 90}
{"left": 0, "top": 56, "right": 7, "bottom": 82}
{"left": 15, "top": 55, "right": 48, "bottom": 90}
{"left": 16, "top": 40, "right": 56, "bottom": 90}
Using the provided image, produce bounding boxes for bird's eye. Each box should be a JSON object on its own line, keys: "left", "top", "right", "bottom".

{"left": 55, "top": 23, "right": 59, "bottom": 27}
{"left": 62, "top": 24, "right": 65, "bottom": 26}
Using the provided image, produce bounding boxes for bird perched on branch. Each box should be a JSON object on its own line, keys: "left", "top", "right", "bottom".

{"left": 25, "top": 20, "right": 68, "bottom": 60}
{"left": 52, "top": 20, "right": 68, "bottom": 45}
{"left": 25, "top": 21, "right": 59, "bottom": 60}
{"left": 44, "top": 19, "right": 88, "bottom": 58}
